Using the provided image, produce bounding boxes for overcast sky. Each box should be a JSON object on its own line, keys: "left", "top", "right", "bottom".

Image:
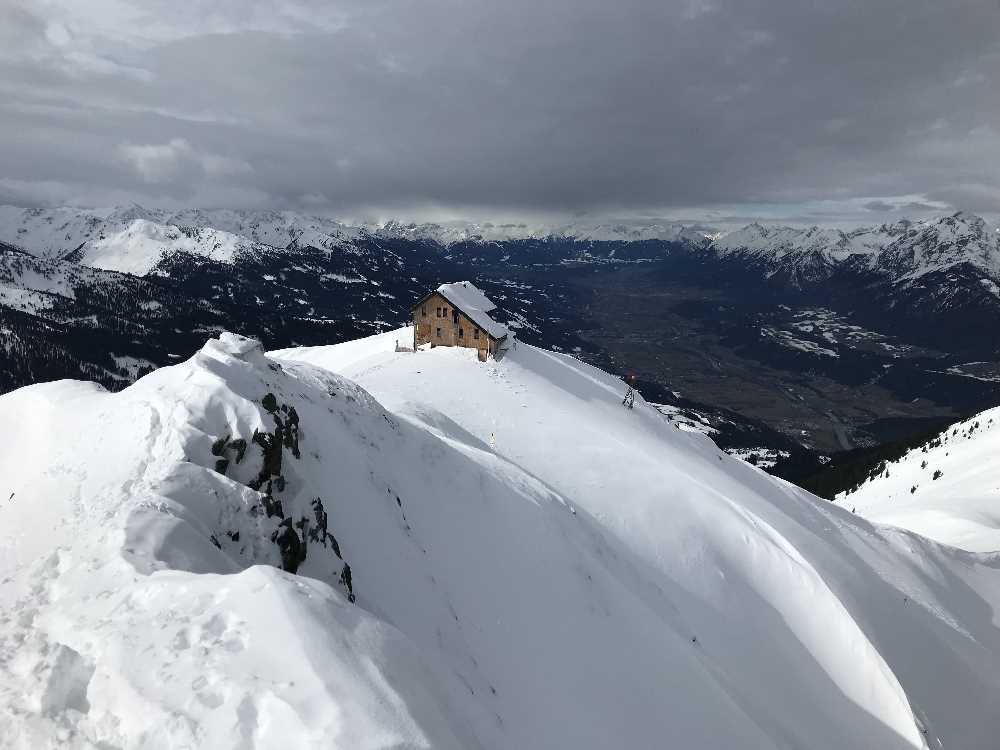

{"left": 1, "top": 0, "right": 998, "bottom": 226}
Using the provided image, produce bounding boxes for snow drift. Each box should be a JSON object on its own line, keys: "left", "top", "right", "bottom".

{"left": 1, "top": 328, "right": 999, "bottom": 748}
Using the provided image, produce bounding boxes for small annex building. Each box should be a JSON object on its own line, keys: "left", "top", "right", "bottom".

{"left": 411, "top": 281, "right": 508, "bottom": 361}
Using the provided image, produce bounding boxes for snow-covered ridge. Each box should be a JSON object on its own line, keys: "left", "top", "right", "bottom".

{"left": 836, "top": 405, "right": 1000, "bottom": 552}
{"left": 17, "top": 324, "right": 1000, "bottom": 748}
{"left": 0, "top": 333, "right": 467, "bottom": 747}
{"left": 3, "top": 327, "right": 1000, "bottom": 746}
{"left": 361, "top": 211, "right": 1000, "bottom": 285}
{"left": 2, "top": 204, "right": 997, "bottom": 287}
{"left": 0, "top": 205, "right": 365, "bottom": 277}
{"left": 0, "top": 205, "right": 713, "bottom": 261}
{"left": 713, "top": 212, "right": 1000, "bottom": 286}
{"left": 713, "top": 221, "right": 906, "bottom": 258}
{"left": 371, "top": 218, "right": 713, "bottom": 245}
{"left": 81, "top": 220, "right": 249, "bottom": 275}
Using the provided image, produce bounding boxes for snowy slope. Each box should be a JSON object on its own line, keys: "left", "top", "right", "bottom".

{"left": 0, "top": 206, "right": 359, "bottom": 277}
{"left": 4, "top": 329, "right": 1000, "bottom": 746}
{"left": 160, "top": 208, "right": 363, "bottom": 251}
{"left": 877, "top": 213, "right": 1000, "bottom": 283}
{"left": 79, "top": 219, "right": 247, "bottom": 275}
{"left": 835, "top": 407, "right": 1000, "bottom": 552}
{"left": 0, "top": 206, "right": 106, "bottom": 260}
{"left": 2, "top": 325, "right": 999, "bottom": 748}
{"left": 275, "top": 329, "right": 1000, "bottom": 750}
{"left": 0, "top": 335, "right": 467, "bottom": 749}
{"left": 713, "top": 222, "right": 899, "bottom": 262}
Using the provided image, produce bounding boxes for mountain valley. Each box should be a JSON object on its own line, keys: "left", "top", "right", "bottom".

{"left": 0, "top": 205, "right": 997, "bottom": 472}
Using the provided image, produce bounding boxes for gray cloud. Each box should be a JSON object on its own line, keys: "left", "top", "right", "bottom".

{"left": 1, "top": 0, "right": 998, "bottom": 223}
{"left": 117, "top": 138, "right": 252, "bottom": 185}
{"left": 863, "top": 201, "right": 895, "bottom": 213}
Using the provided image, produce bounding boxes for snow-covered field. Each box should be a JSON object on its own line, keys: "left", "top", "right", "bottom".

{"left": 836, "top": 408, "right": 1000, "bottom": 552}
{"left": 725, "top": 447, "right": 792, "bottom": 469}
{"left": 650, "top": 402, "right": 719, "bottom": 435}
{"left": 1, "top": 327, "right": 999, "bottom": 748}
{"left": 787, "top": 307, "right": 933, "bottom": 357}
{"left": 760, "top": 325, "right": 839, "bottom": 357}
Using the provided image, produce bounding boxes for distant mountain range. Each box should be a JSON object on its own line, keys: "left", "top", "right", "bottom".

{"left": 382, "top": 212, "right": 1000, "bottom": 331}
{"left": 3, "top": 204, "right": 997, "bottom": 293}
{"left": 0, "top": 203, "right": 997, "bottom": 459}
{"left": 711, "top": 212, "right": 1000, "bottom": 311}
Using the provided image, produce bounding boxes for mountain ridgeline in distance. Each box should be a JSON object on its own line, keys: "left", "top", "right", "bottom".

{"left": 0, "top": 204, "right": 998, "bottom": 462}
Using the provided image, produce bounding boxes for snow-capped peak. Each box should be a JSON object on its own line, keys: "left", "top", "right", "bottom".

{"left": 1, "top": 204, "right": 997, "bottom": 297}
{"left": 0, "top": 205, "right": 367, "bottom": 276}
{"left": 711, "top": 212, "right": 1000, "bottom": 292}
{"left": 876, "top": 211, "right": 1000, "bottom": 282}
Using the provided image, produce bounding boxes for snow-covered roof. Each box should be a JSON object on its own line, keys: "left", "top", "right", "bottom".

{"left": 432, "top": 281, "right": 509, "bottom": 340}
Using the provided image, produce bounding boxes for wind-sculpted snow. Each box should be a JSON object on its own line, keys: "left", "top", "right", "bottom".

{"left": 2, "top": 329, "right": 1000, "bottom": 748}
{"left": 0, "top": 334, "right": 465, "bottom": 748}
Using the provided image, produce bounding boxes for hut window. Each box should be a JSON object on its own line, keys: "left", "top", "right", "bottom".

{"left": 421, "top": 306, "right": 427, "bottom": 316}
{"left": 452, "top": 309, "right": 459, "bottom": 324}
{"left": 473, "top": 329, "right": 480, "bottom": 340}
{"left": 458, "top": 328, "right": 464, "bottom": 338}
{"left": 435, "top": 307, "right": 441, "bottom": 317}
{"left": 436, "top": 327, "right": 442, "bottom": 337}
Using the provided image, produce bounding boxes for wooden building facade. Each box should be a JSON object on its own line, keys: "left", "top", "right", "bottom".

{"left": 411, "top": 282, "right": 508, "bottom": 361}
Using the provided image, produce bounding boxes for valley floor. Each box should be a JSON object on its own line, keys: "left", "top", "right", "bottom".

{"left": 554, "top": 266, "right": 971, "bottom": 453}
